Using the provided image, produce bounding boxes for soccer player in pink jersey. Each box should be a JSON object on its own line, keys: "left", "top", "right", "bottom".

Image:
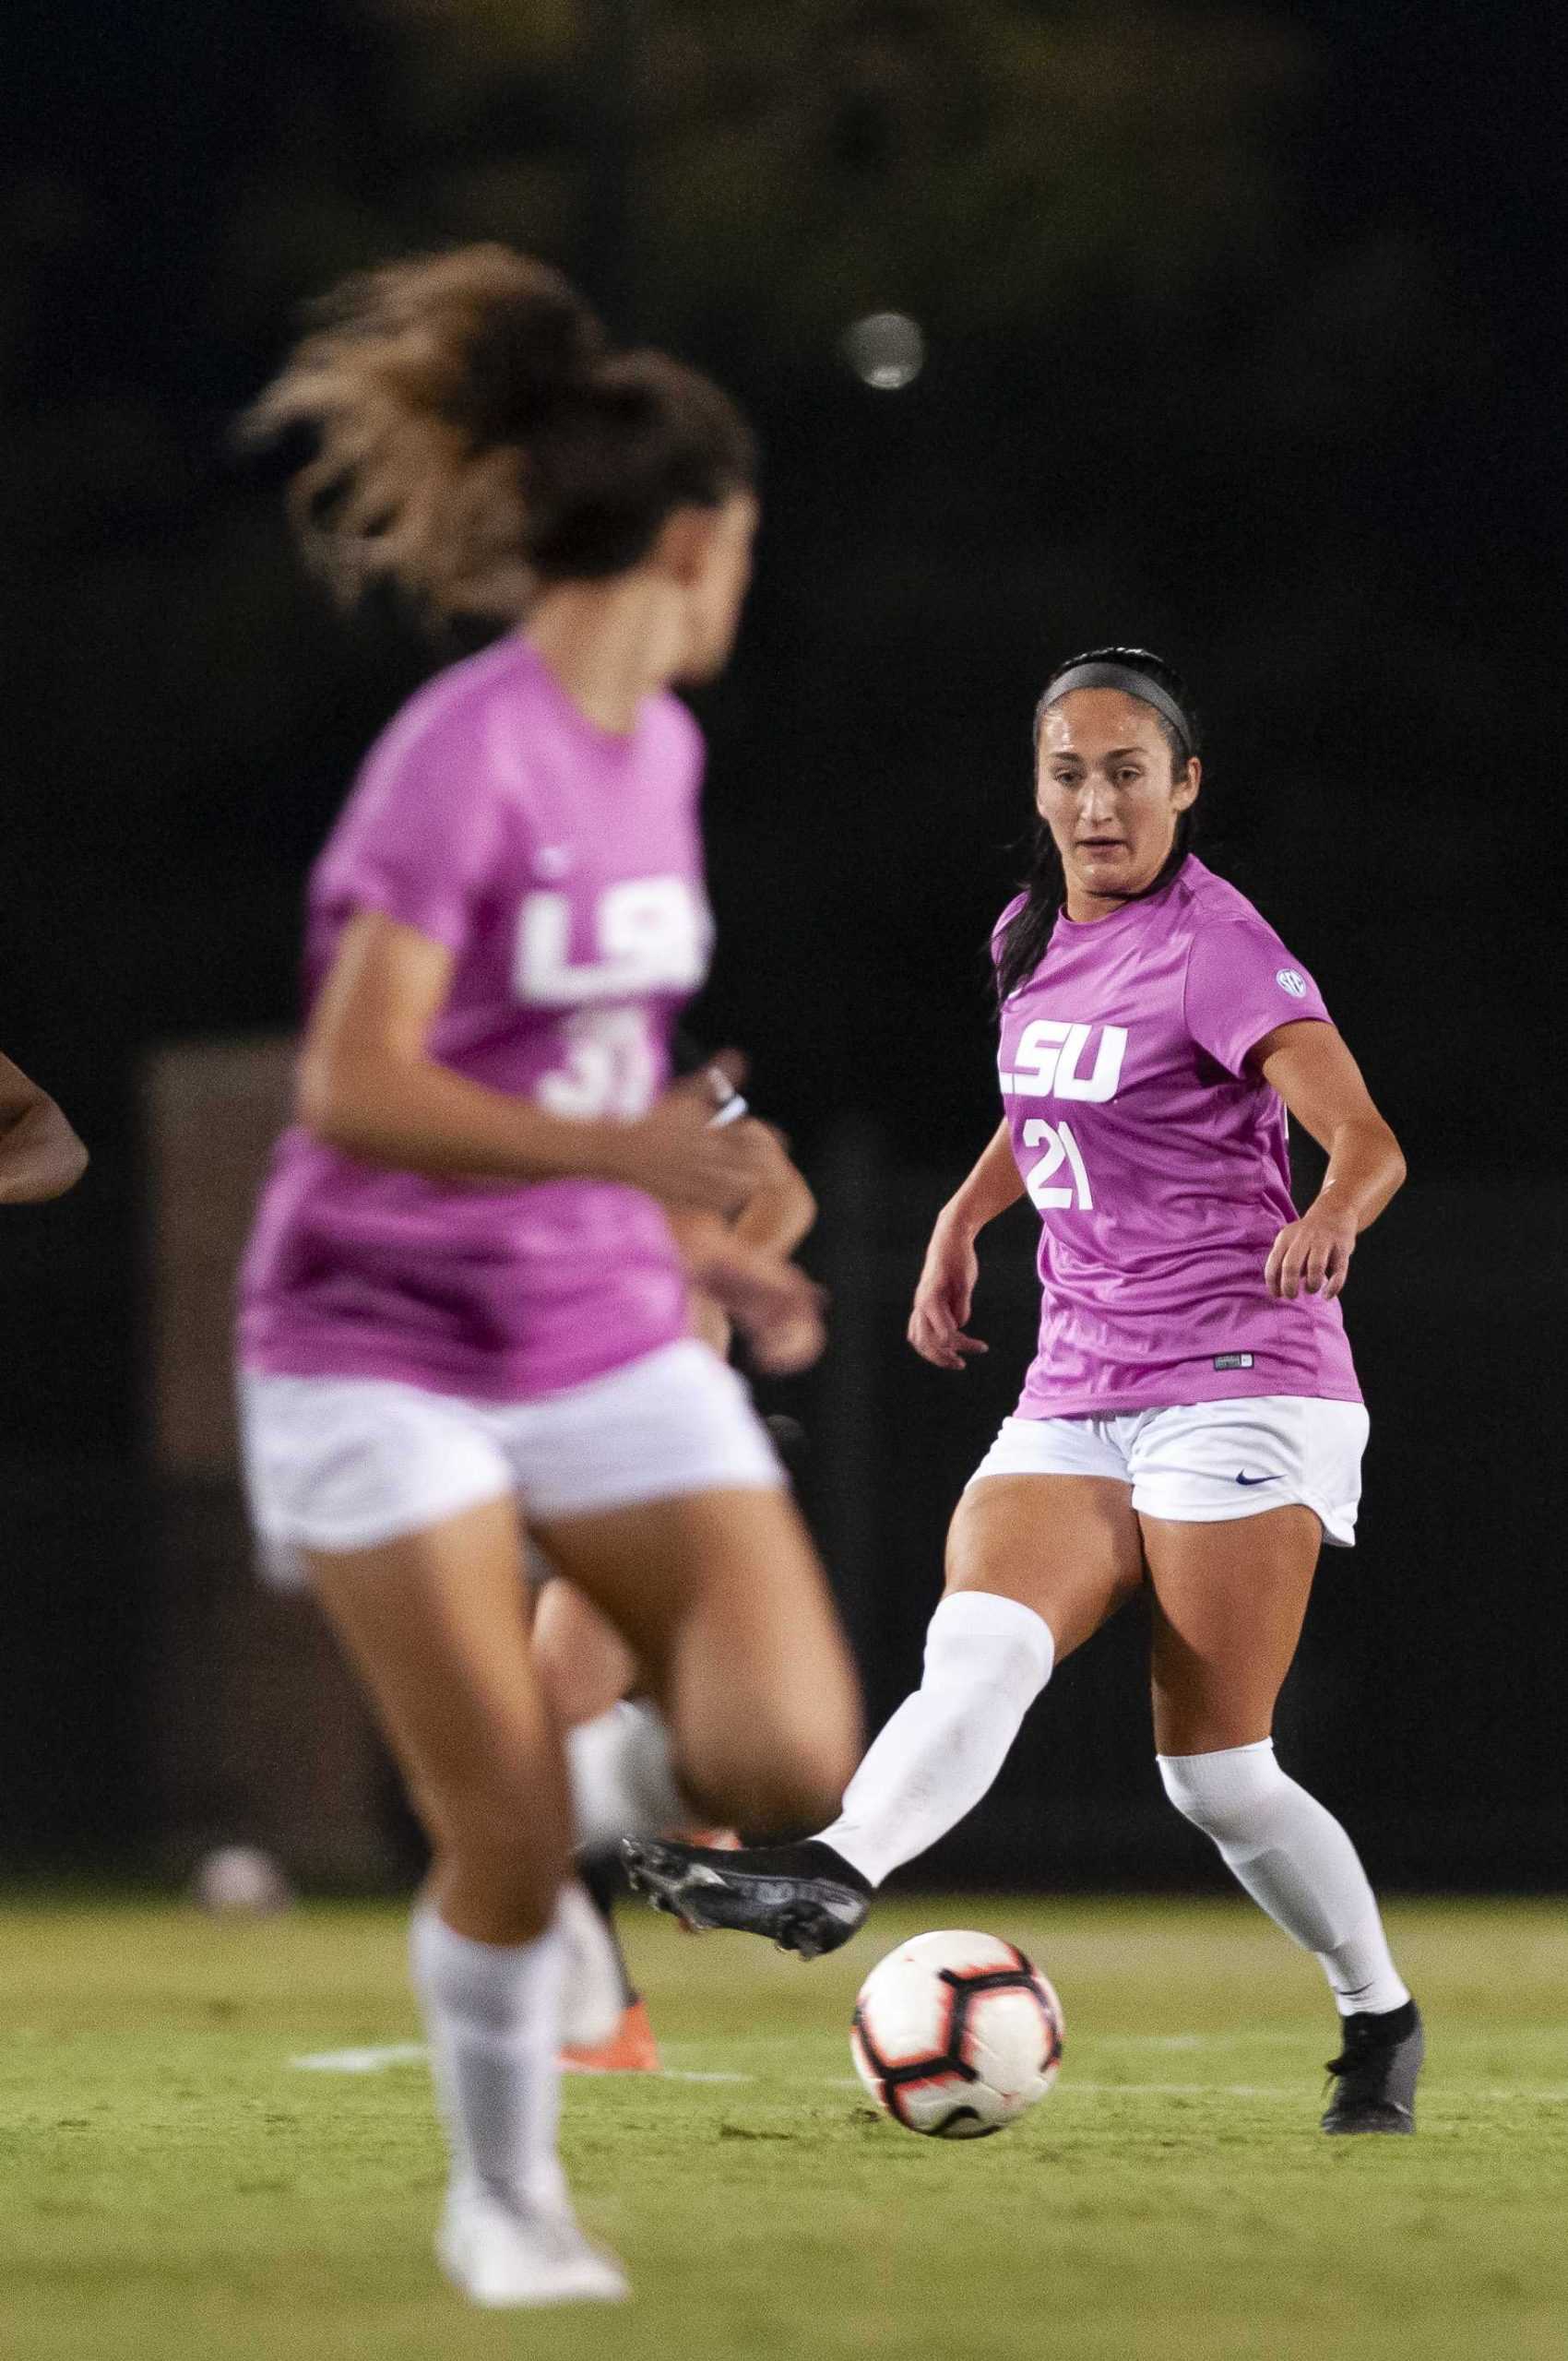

{"left": 627, "top": 647, "right": 1423, "bottom": 2136}
{"left": 234, "top": 247, "right": 861, "bottom": 2305}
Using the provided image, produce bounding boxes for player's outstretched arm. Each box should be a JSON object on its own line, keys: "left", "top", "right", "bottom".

{"left": 0, "top": 1053, "right": 89, "bottom": 1204}
{"left": 908, "top": 1120, "right": 1024, "bottom": 1370}
{"left": 1254, "top": 1021, "right": 1407, "bottom": 1302}
{"left": 298, "top": 910, "right": 758, "bottom": 1214}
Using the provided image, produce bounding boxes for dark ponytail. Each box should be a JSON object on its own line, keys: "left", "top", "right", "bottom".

{"left": 244, "top": 244, "right": 756, "bottom": 620}
{"left": 993, "top": 646, "right": 1201, "bottom": 1004}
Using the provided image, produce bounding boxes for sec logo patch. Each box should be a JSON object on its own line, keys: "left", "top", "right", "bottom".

{"left": 1275, "top": 968, "right": 1308, "bottom": 998}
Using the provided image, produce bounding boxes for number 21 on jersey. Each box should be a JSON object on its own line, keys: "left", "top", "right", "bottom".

{"left": 1021, "top": 1118, "right": 1093, "bottom": 1212}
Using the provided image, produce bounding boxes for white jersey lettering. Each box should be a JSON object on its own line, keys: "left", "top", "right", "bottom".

{"left": 1002, "top": 1019, "right": 1127, "bottom": 1103}
{"left": 515, "top": 876, "right": 708, "bottom": 1007}
{"left": 1021, "top": 1117, "right": 1094, "bottom": 1212}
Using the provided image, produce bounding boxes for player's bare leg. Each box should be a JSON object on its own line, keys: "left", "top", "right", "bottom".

{"left": 555, "top": 1485, "right": 863, "bottom": 1959}
{"left": 945, "top": 1470, "right": 1146, "bottom": 1648}
{"left": 1145, "top": 1505, "right": 1421, "bottom": 2133}
{"left": 535, "top": 1484, "right": 861, "bottom": 1837}
{"left": 531, "top": 1575, "right": 670, "bottom": 2072}
{"left": 625, "top": 1474, "right": 1141, "bottom": 1953}
{"left": 307, "top": 1501, "right": 627, "bottom": 2305}
{"left": 533, "top": 1575, "right": 638, "bottom": 1728}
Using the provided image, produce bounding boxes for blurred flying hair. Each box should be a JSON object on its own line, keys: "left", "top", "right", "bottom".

{"left": 994, "top": 647, "right": 1201, "bottom": 1004}
{"left": 241, "top": 244, "right": 756, "bottom": 623}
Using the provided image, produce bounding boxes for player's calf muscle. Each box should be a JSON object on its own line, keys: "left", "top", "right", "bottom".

{"left": 672, "top": 1612, "right": 859, "bottom": 1833}
{"left": 541, "top": 1489, "right": 861, "bottom": 1826}
{"left": 677, "top": 1714, "right": 853, "bottom": 1838}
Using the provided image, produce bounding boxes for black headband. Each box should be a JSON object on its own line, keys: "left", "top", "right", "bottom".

{"left": 1038, "top": 660, "right": 1194, "bottom": 756}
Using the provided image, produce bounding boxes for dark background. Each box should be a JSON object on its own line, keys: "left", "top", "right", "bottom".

{"left": 2, "top": 0, "right": 1562, "bottom": 1884}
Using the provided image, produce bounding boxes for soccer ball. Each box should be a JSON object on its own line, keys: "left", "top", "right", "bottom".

{"left": 849, "top": 1929, "right": 1063, "bottom": 2139}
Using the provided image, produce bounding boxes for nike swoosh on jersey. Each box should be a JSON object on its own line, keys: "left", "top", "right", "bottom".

{"left": 1235, "top": 1472, "right": 1277, "bottom": 1486}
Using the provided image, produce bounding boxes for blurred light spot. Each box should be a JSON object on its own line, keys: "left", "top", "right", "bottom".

{"left": 843, "top": 312, "right": 925, "bottom": 390}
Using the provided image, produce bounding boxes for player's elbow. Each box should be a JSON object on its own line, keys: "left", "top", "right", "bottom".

{"left": 1351, "top": 1115, "right": 1407, "bottom": 1220}
{"left": 1376, "top": 1120, "right": 1408, "bottom": 1201}
{"left": 54, "top": 1130, "right": 89, "bottom": 1197}
{"left": 0, "top": 1101, "right": 89, "bottom": 1202}
{"left": 295, "top": 1049, "right": 381, "bottom": 1157}
{"left": 26, "top": 1129, "right": 89, "bottom": 1203}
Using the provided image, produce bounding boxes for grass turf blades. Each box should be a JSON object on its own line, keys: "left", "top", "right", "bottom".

{"left": 1, "top": 1895, "right": 1564, "bottom": 2361}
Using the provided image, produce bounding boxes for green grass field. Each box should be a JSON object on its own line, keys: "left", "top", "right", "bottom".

{"left": 1, "top": 1894, "right": 1563, "bottom": 2361}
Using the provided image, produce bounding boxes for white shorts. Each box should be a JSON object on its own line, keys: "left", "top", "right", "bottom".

{"left": 967, "top": 1394, "right": 1370, "bottom": 1548}
{"left": 239, "top": 1339, "right": 783, "bottom": 1588}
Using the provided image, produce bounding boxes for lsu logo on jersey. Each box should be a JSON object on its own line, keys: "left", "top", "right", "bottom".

{"left": 515, "top": 876, "right": 709, "bottom": 1008}
{"left": 517, "top": 875, "right": 709, "bottom": 1123}
{"left": 1000, "top": 1019, "right": 1128, "bottom": 1103}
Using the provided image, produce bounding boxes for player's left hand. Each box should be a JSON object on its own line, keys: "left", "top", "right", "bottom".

{"left": 1265, "top": 1202, "right": 1358, "bottom": 1300}
{"left": 691, "top": 1237, "right": 827, "bottom": 1375}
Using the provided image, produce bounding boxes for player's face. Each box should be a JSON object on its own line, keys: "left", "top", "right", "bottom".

{"left": 676, "top": 492, "right": 759, "bottom": 682}
{"left": 1036, "top": 691, "right": 1199, "bottom": 911}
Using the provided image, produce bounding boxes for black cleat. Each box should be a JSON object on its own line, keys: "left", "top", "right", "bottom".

{"left": 620, "top": 1836, "right": 872, "bottom": 1960}
{"left": 1321, "top": 1999, "right": 1424, "bottom": 2134}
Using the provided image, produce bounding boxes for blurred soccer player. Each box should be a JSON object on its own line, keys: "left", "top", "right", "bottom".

{"left": 0, "top": 1054, "right": 87, "bottom": 1203}
{"left": 234, "top": 248, "right": 861, "bottom": 2307}
{"left": 628, "top": 647, "right": 1424, "bottom": 2137}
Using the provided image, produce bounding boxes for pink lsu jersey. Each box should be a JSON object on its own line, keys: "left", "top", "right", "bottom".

{"left": 994, "top": 857, "right": 1361, "bottom": 1418}
{"left": 238, "top": 635, "right": 711, "bottom": 1402}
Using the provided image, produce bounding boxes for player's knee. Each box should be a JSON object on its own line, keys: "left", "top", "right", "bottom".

{"left": 1157, "top": 1741, "right": 1286, "bottom": 1846}
{"left": 537, "top": 1643, "right": 632, "bottom": 1731}
{"left": 924, "top": 1589, "right": 1055, "bottom": 1705}
{"left": 533, "top": 1588, "right": 638, "bottom": 1728}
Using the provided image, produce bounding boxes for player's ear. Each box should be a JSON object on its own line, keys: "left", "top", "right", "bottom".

{"left": 649, "top": 504, "right": 719, "bottom": 587}
{"left": 1172, "top": 757, "right": 1202, "bottom": 811}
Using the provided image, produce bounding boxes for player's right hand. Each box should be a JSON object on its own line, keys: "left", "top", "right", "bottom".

{"left": 907, "top": 1221, "right": 987, "bottom": 1371}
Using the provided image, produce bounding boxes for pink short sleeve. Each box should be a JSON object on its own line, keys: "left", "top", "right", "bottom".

{"left": 1182, "top": 916, "right": 1333, "bottom": 1076}
{"left": 990, "top": 891, "right": 1029, "bottom": 971}
{"left": 315, "top": 690, "right": 506, "bottom": 953}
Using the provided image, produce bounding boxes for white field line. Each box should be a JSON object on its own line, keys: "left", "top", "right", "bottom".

{"left": 288, "top": 2047, "right": 1568, "bottom": 2105}
{"left": 291, "top": 2044, "right": 428, "bottom": 2074}
{"left": 569, "top": 2068, "right": 750, "bottom": 2083}
{"left": 289, "top": 2043, "right": 743, "bottom": 2082}
{"left": 286, "top": 2048, "right": 1311, "bottom": 2101}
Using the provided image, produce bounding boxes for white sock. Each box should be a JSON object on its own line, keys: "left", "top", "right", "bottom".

{"left": 1157, "top": 1739, "right": 1410, "bottom": 2017}
{"left": 567, "top": 1701, "right": 687, "bottom": 1852}
{"left": 410, "top": 1902, "right": 568, "bottom": 2213}
{"left": 820, "top": 1591, "right": 1055, "bottom": 1888}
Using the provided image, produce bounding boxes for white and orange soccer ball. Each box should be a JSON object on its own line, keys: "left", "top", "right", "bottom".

{"left": 849, "top": 1929, "right": 1064, "bottom": 2138}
